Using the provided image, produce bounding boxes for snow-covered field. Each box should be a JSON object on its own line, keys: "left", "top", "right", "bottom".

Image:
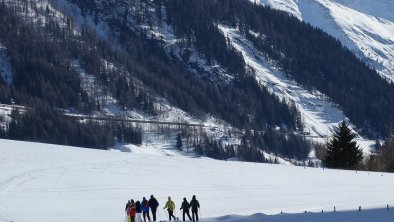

{"left": 1, "top": 139, "right": 394, "bottom": 222}
{"left": 208, "top": 209, "right": 394, "bottom": 222}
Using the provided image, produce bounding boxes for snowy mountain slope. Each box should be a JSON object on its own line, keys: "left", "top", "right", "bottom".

{"left": 218, "top": 25, "right": 375, "bottom": 152}
{"left": 317, "top": 0, "right": 394, "bottom": 82}
{"left": 258, "top": 0, "right": 302, "bottom": 19}
{"left": 332, "top": 0, "right": 394, "bottom": 23}
{"left": 253, "top": 0, "right": 394, "bottom": 82}
{"left": 0, "top": 0, "right": 242, "bottom": 152}
{"left": 128, "top": 0, "right": 375, "bottom": 153}
{"left": 1, "top": 139, "right": 394, "bottom": 222}
{"left": 0, "top": 0, "right": 380, "bottom": 160}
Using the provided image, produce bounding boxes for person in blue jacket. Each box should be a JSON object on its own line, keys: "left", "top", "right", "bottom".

{"left": 142, "top": 197, "right": 151, "bottom": 222}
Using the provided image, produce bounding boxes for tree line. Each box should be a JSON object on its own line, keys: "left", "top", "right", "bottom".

{"left": 0, "top": 106, "right": 142, "bottom": 149}
{"left": 366, "top": 137, "right": 394, "bottom": 172}
{"left": 320, "top": 121, "right": 394, "bottom": 173}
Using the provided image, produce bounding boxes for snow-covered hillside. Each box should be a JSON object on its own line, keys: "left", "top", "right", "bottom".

{"left": 218, "top": 25, "right": 375, "bottom": 152}
{"left": 254, "top": 0, "right": 394, "bottom": 82}
{"left": 1, "top": 139, "right": 394, "bottom": 222}
{"left": 332, "top": 0, "right": 394, "bottom": 23}
{"left": 0, "top": 0, "right": 242, "bottom": 153}
{"left": 0, "top": 0, "right": 385, "bottom": 164}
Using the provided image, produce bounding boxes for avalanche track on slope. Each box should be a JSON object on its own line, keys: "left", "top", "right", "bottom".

{"left": 218, "top": 25, "right": 374, "bottom": 152}
{"left": 1, "top": 139, "right": 394, "bottom": 222}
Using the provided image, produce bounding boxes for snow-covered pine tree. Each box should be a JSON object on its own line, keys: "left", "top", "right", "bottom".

{"left": 324, "top": 121, "right": 363, "bottom": 169}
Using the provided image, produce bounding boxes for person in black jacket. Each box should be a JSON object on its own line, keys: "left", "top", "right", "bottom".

{"left": 148, "top": 195, "right": 159, "bottom": 221}
{"left": 190, "top": 195, "right": 200, "bottom": 222}
{"left": 180, "top": 198, "right": 192, "bottom": 221}
{"left": 135, "top": 201, "right": 143, "bottom": 222}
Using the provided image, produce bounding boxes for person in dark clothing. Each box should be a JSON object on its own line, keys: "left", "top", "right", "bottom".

{"left": 148, "top": 195, "right": 159, "bottom": 221}
{"left": 180, "top": 198, "right": 192, "bottom": 221}
{"left": 136, "top": 201, "right": 142, "bottom": 212}
{"left": 190, "top": 195, "right": 200, "bottom": 222}
{"left": 125, "top": 200, "right": 132, "bottom": 222}
{"left": 136, "top": 201, "right": 143, "bottom": 222}
{"left": 126, "top": 200, "right": 131, "bottom": 211}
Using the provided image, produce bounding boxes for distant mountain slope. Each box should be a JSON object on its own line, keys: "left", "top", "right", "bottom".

{"left": 2, "top": 0, "right": 394, "bottom": 160}
{"left": 254, "top": 0, "right": 394, "bottom": 82}
{"left": 218, "top": 25, "right": 374, "bottom": 152}
{"left": 333, "top": 0, "right": 394, "bottom": 22}
{"left": 0, "top": 0, "right": 312, "bottom": 162}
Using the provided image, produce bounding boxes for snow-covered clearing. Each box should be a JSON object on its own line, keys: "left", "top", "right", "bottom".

{"left": 253, "top": 0, "right": 394, "bottom": 82}
{"left": 70, "top": 61, "right": 120, "bottom": 112}
{"left": 1, "top": 139, "right": 394, "bottom": 222}
{"left": 218, "top": 25, "right": 375, "bottom": 153}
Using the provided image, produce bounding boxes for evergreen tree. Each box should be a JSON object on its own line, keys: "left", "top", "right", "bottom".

{"left": 366, "top": 136, "right": 394, "bottom": 172}
{"left": 176, "top": 132, "right": 183, "bottom": 151}
{"left": 324, "top": 121, "right": 363, "bottom": 169}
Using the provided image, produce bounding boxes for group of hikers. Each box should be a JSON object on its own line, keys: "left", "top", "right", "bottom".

{"left": 125, "top": 195, "right": 200, "bottom": 222}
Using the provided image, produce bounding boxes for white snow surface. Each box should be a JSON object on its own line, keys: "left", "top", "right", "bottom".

{"left": 253, "top": 0, "right": 394, "bottom": 82}
{"left": 332, "top": 0, "right": 394, "bottom": 23}
{"left": 1, "top": 139, "right": 394, "bottom": 222}
{"left": 258, "top": 0, "right": 302, "bottom": 19}
{"left": 207, "top": 209, "right": 394, "bottom": 222}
